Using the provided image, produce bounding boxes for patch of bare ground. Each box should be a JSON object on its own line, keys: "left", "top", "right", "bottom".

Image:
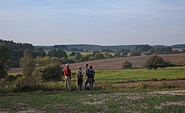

{"left": 15, "top": 109, "right": 43, "bottom": 113}
{"left": 53, "top": 104, "right": 74, "bottom": 113}
{"left": 13, "top": 103, "right": 43, "bottom": 113}
{"left": 155, "top": 101, "right": 185, "bottom": 109}
{"left": 83, "top": 101, "right": 104, "bottom": 105}
{"left": 125, "top": 94, "right": 146, "bottom": 100}
{"left": 0, "top": 103, "right": 44, "bottom": 113}
{"left": 0, "top": 109, "right": 8, "bottom": 113}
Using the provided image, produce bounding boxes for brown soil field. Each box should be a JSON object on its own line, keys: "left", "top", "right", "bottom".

{"left": 9, "top": 53, "right": 185, "bottom": 73}
{"left": 68, "top": 53, "right": 185, "bottom": 70}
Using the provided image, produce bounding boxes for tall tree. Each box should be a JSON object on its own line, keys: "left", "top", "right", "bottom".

{"left": 0, "top": 45, "right": 12, "bottom": 79}
{"left": 48, "top": 49, "right": 68, "bottom": 58}
{"left": 20, "top": 49, "right": 35, "bottom": 76}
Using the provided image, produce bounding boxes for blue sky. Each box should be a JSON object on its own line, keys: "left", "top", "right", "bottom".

{"left": 0, "top": 0, "right": 185, "bottom": 45}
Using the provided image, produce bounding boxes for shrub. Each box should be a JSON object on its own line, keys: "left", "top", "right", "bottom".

{"left": 6, "top": 75, "right": 17, "bottom": 82}
{"left": 144, "top": 55, "right": 172, "bottom": 69}
{"left": 41, "top": 63, "right": 63, "bottom": 81}
{"left": 122, "top": 61, "right": 132, "bottom": 69}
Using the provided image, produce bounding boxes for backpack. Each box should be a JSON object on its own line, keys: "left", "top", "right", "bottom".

{"left": 90, "top": 69, "right": 95, "bottom": 78}
{"left": 77, "top": 71, "right": 83, "bottom": 80}
{"left": 86, "top": 68, "right": 92, "bottom": 78}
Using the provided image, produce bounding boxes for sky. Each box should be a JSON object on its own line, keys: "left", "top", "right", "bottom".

{"left": 0, "top": 0, "right": 185, "bottom": 46}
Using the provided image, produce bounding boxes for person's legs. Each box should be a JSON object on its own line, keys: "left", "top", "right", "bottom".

{"left": 89, "top": 78, "right": 93, "bottom": 90}
{"left": 65, "top": 76, "right": 68, "bottom": 89}
{"left": 65, "top": 76, "right": 71, "bottom": 90}
{"left": 85, "top": 79, "right": 88, "bottom": 89}
{"left": 80, "top": 83, "right": 83, "bottom": 90}
{"left": 68, "top": 77, "right": 71, "bottom": 90}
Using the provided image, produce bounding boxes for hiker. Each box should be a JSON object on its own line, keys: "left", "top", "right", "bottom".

{"left": 76, "top": 66, "right": 83, "bottom": 90}
{"left": 64, "top": 64, "right": 72, "bottom": 90}
{"left": 89, "top": 65, "right": 95, "bottom": 89}
{"left": 84, "top": 64, "right": 93, "bottom": 90}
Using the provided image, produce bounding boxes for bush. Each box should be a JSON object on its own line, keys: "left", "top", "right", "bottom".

{"left": 6, "top": 74, "right": 23, "bottom": 82}
{"left": 144, "top": 55, "right": 172, "bottom": 69}
{"left": 122, "top": 61, "right": 132, "bottom": 69}
{"left": 40, "top": 63, "right": 63, "bottom": 81}
{"left": 6, "top": 75, "right": 17, "bottom": 82}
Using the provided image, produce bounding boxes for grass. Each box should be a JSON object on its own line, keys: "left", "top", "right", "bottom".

{"left": 0, "top": 90, "right": 185, "bottom": 113}
{"left": 1, "top": 66, "right": 185, "bottom": 112}
{"left": 95, "top": 66, "right": 185, "bottom": 82}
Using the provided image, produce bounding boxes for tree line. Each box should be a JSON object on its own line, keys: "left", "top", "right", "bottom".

{"left": 1, "top": 40, "right": 185, "bottom": 69}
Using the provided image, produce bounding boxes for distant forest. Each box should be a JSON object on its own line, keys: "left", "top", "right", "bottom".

{"left": 0, "top": 39, "right": 185, "bottom": 67}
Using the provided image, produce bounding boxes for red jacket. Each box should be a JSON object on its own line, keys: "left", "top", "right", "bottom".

{"left": 64, "top": 67, "right": 71, "bottom": 76}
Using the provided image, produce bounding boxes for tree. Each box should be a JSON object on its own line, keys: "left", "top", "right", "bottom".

{"left": 144, "top": 55, "right": 171, "bottom": 69}
{"left": 135, "top": 45, "right": 154, "bottom": 54}
{"left": 104, "top": 51, "right": 113, "bottom": 59}
{"left": 79, "top": 55, "right": 90, "bottom": 62}
{"left": 35, "top": 56, "right": 51, "bottom": 66}
{"left": 70, "top": 48, "right": 79, "bottom": 51}
{"left": 128, "top": 50, "right": 140, "bottom": 56}
{"left": 41, "top": 63, "right": 63, "bottom": 81}
{"left": 12, "top": 49, "right": 24, "bottom": 67}
{"left": 122, "top": 61, "right": 132, "bottom": 69}
{"left": 53, "top": 45, "right": 67, "bottom": 50}
{"left": 114, "top": 51, "right": 121, "bottom": 58}
{"left": 119, "top": 48, "right": 130, "bottom": 56}
{"left": 69, "top": 52, "right": 76, "bottom": 56}
{"left": 20, "top": 49, "right": 35, "bottom": 76}
{"left": 0, "top": 45, "right": 12, "bottom": 79}
{"left": 31, "top": 48, "right": 46, "bottom": 58}
{"left": 93, "top": 51, "right": 105, "bottom": 60}
{"left": 48, "top": 49, "right": 68, "bottom": 58}
{"left": 154, "top": 46, "right": 173, "bottom": 54}
{"left": 74, "top": 52, "right": 82, "bottom": 62}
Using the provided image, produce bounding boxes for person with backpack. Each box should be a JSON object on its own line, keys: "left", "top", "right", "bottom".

{"left": 84, "top": 64, "right": 93, "bottom": 90}
{"left": 63, "top": 64, "right": 72, "bottom": 90}
{"left": 89, "top": 65, "right": 95, "bottom": 89}
{"left": 76, "top": 66, "right": 83, "bottom": 90}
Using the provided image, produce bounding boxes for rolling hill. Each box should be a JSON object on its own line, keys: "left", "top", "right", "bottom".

{"left": 9, "top": 53, "right": 185, "bottom": 73}
{"left": 68, "top": 53, "right": 185, "bottom": 70}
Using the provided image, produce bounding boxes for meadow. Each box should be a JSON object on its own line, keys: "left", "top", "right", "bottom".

{"left": 95, "top": 66, "right": 185, "bottom": 82}
{"left": 1, "top": 66, "right": 185, "bottom": 113}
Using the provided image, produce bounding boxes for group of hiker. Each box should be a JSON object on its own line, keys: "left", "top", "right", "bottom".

{"left": 63, "top": 63, "right": 95, "bottom": 91}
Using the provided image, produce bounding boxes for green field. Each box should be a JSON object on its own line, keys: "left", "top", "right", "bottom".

{"left": 95, "top": 66, "right": 185, "bottom": 82}
{"left": 1, "top": 66, "right": 185, "bottom": 113}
